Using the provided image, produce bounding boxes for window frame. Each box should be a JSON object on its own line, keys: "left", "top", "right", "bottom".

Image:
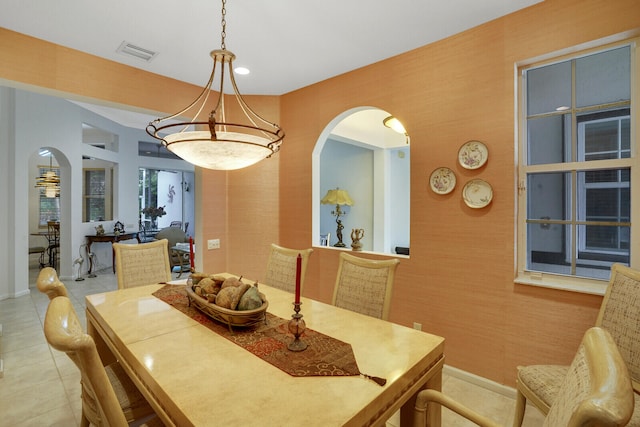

{"left": 82, "top": 167, "right": 113, "bottom": 222}
{"left": 515, "top": 37, "right": 639, "bottom": 295}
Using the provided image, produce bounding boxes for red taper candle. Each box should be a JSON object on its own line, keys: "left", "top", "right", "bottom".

{"left": 295, "top": 253, "right": 302, "bottom": 304}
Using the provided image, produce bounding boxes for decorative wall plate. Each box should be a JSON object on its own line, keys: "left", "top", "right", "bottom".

{"left": 462, "top": 179, "right": 493, "bottom": 208}
{"left": 458, "top": 140, "right": 488, "bottom": 170}
{"left": 429, "top": 167, "right": 456, "bottom": 195}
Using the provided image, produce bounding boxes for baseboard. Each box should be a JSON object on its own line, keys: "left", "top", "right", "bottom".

{"left": 444, "top": 364, "right": 517, "bottom": 399}
{"left": 0, "top": 323, "right": 4, "bottom": 378}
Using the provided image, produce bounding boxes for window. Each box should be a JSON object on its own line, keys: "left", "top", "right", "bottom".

{"left": 517, "top": 42, "right": 636, "bottom": 291}
{"left": 37, "top": 165, "right": 60, "bottom": 226}
{"left": 83, "top": 167, "right": 113, "bottom": 222}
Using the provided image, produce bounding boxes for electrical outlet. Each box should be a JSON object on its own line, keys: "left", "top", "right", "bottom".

{"left": 413, "top": 322, "right": 422, "bottom": 331}
{"left": 207, "top": 239, "right": 220, "bottom": 250}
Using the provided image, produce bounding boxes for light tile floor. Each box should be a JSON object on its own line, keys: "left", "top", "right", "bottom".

{"left": 0, "top": 268, "right": 546, "bottom": 426}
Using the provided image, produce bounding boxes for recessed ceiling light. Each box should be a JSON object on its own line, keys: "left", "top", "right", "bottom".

{"left": 234, "top": 67, "right": 250, "bottom": 75}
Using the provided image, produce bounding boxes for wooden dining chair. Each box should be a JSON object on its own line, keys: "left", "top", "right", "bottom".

{"left": 155, "top": 227, "right": 190, "bottom": 274}
{"left": 514, "top": 263, "right": 640, "bottom": 427}
{"left": 113, "top": 239, "right": 172, "bottom": 289}
{"left": 415, "top": 327, "right": 633, "bottom": 427}
{"left": 46, "top": 220, "right": 60, "bottom": 269}
{"left": 264, "top": 243, "right": 313, "bottom": 293}
{"left": 43, "top": 296, "right": 162, "bottom": 427}
{"left": 36, "top": 266, "right": 68, "bottom": 300}
{"left": 331, "top": 252, "right": 399, "bottom": 320}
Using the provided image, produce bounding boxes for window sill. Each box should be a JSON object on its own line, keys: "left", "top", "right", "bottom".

{"left": 312, "top": 244, "right": 410, "bottom": 259}
{"left": 515, "top": 272, "right": 607, "bottom": 296}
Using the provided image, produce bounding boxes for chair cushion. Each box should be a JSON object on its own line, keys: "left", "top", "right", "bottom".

{"left": 518, "top": 364, "right": 568, "bottom": 408}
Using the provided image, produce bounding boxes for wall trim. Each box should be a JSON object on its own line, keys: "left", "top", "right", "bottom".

{"left": 444, "top": 364, "right": 517, "bottom": 399}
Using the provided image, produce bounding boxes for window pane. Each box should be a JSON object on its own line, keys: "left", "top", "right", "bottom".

{"left": 584, "top": 225, "right": 630, "bottom": 252}
{"left": 527, "top": 172, "right": 570, "bottom": 221}
{"left": 576, "top": 46, "right": 630, "bottom": 108}
{"left": 527, "top": 223, "right": 619, "bottom": 280}
{"left": 527, "top": 61, "right": 572, "bottom": 115}
{"left": 86, "top": 198, "right": 106, "bottom": 222}
{"left": 527, "top": 115, "right": 569, "bottom": 165}
{"left": 39, "top": 197, "right": 60, "bottom": 226}
{"left": 584, "top": 120, "right": 620, "bottom": 156}
{"left": 86, "top": 170, "right": 105, "bottom": 196}
{"left": 527, "top": 222, "right": 567, "bottom": 268}
{"left": 577, "top": 169, "right": 630, "bottom": 222}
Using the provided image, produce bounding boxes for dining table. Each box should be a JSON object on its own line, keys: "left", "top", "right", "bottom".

{"left": 85, "top": 274, "right": 445, "bottom": 426}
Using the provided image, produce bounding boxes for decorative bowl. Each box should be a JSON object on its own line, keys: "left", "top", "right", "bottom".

{"left": 185, "top": 284, "right": 268, "bottom": 328}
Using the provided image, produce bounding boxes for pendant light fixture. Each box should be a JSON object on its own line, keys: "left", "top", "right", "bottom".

{"left": 35, "top": 152, "right": 60, "bottom": 198}
{"left": 146, "top": 0, "right": 284, "bottom": 170}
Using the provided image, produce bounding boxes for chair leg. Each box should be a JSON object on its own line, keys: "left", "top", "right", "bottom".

{"left": 513, "top": 388, "right": 527, "bottom": 427}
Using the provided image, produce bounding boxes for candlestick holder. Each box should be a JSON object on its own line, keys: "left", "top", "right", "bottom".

{"left": 287, "top": 302, "right": 307, "bottom": 351}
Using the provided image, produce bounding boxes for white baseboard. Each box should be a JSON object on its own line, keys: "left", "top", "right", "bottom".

{"left": 444, "top": 364, "right": 517, "bottom": 399}
{"left": 0, "top": 323, "right": 3, "bottom": 378}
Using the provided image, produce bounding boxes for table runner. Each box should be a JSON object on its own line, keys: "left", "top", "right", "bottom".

{"left": 152, "top": 284, "right": 385, "bottom": 386}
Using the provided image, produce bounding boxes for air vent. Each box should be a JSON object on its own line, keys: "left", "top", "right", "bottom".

{"left": 116, "top": 41, "right": 158, "bottom": 62}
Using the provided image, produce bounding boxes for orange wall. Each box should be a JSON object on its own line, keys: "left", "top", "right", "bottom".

{"left": 274, "top": 0, "right": 640, "bottom": 386}
{"left": 1, "top": 0, "right": 638, "bottom": 386}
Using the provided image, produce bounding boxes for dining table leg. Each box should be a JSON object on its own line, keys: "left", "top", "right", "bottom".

{"left": 399, "top": 355, "right": 444, "bottom": 427}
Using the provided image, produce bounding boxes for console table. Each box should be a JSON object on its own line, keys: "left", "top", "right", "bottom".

{"left": 86, "top": 232, "right": 140, "bottom": 274}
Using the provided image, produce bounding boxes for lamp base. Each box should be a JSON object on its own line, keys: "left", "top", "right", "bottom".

{"left": 334, "top": 242, "right": 346, "bottom": 247}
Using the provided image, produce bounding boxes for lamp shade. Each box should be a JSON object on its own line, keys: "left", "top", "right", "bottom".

{"left": 163, "top": 130, "right": 275, "bottom": 170}
{"left": 383, "top": 116, "right": 407, "bottom": 134}
{"left": 321, "top": 189, "right": 354, "bottom": 206}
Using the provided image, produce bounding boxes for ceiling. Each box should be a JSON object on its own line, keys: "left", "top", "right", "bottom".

{"left": 1, "top": 0, "right": 540, "bottom": 96}
{"left": 1, "top": 0, "right": 540, "bottom": 136}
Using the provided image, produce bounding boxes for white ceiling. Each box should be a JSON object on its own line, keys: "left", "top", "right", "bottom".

{"left": 0, "top": 0, "right": 540, "bottom": 96}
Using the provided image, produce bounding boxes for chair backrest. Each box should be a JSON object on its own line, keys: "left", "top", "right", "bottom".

{"left": 36, "top": 266, "right": 68, "bottom": 300}
{"left": 44, "top": 296, "right": 129, "bottom": 426}
{"left": 113, "top": 239, "right": 171, "bottom": 289}
{"left": 332, "top": 252, "right": 399, "bottom": 320}
{"left": 596, "top": 263, "right": 640, "bottom": 392}
{"left": 544, "top": 327, "right": 633, "bottom": 427}
{"left": 155, "top": 227, "right": 188, "bottom": 248}
{"left": 264, "top": 243, "right": 313, "bottom": 293}
{"left": 47, "top": 220, "right": 60, "bottom": 246}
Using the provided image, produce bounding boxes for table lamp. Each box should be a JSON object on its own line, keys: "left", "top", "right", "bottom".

{"left": 321, "top": 188, "right": 354, "bottom": 247}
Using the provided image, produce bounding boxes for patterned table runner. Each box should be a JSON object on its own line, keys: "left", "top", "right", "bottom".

{"left": 152, "top": 284, "right": 385, "bottom": 385}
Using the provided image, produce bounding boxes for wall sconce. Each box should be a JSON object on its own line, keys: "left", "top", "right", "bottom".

{"left": 321, "top": 188, "right": 354, "bottom": 247}
{"left": 383, "top": 116, "right": 410, "bottom": 144}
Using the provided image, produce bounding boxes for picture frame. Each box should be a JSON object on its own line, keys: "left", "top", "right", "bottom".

{"left": 320, "top": 233, "right": 331, "bottom": 247}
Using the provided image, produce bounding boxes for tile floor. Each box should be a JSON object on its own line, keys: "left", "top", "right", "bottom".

{"left": 0, "top": 268, "right": 546, "bottom": 426}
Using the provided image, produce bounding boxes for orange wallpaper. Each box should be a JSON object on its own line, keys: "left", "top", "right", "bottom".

{"left": 276, "top": 0, "right": 639, "bottom": 386}
{"left": 1, "top": 0, "right": 638, "bottom": 386}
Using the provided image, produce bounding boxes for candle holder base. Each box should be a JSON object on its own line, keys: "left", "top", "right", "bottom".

{"left": 287, "top": 302, "right": 307, "bottom": 352}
